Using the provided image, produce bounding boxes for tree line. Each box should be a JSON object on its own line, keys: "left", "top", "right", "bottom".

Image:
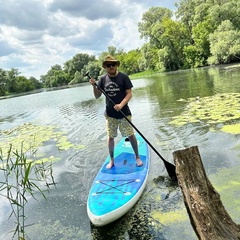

{"left": 0, "top": 0, "right": 239, "bottom": 96}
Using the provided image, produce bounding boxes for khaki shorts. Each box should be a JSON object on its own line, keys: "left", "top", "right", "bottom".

{"left": 106, "top": 115, "right": 134, "bottom": 138}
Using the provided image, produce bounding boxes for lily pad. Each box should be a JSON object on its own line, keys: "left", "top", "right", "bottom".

{"left": 169, "top": 93, "right": 240, "bottom": 133}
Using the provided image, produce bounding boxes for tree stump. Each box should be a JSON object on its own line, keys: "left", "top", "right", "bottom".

{"left": 173, "top": 146, "right": 240, "bottom": 240}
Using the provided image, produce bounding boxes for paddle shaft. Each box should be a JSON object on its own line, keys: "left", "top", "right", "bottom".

{"left": 87, "top": 73, "right": 177, "bottom": 180}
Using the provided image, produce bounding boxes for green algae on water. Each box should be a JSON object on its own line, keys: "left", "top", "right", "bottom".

{"left": 0, "top": 122, "right": 86, "bottom": 164}
{"left": 151, "top": 209, "right": 187, "bottom": 225}
{"left": 169, "top": 93, "right": 240, "bottom": 133}
{"left": 221, "top": 123, "right": 240, "bottom": 134}
{"left": 209, "top": 166, "right": 240, "bottom": 223}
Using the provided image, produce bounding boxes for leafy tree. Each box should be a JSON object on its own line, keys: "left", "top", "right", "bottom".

{"left": 176, "top": 0, "right": 240, "bottom": 31}
{"left": 175, "top": 0, "right": 199, "bottom": 34}
{"left": 176, "top": 0, "right": 240, "bottom": 67}
{"left": 6, "top": 68, "right": 20, "bottom": 93}
{"left": 117, "top": 49, "right": 141, "bottom": 75}
{"left": 160, "top": 17, "right": 191, "bottom": 70}
{"left": 138, "top": 7, "right": 192, "bottom": 71}
{"left": 98, "top": 50, "right": 111, "bottom": 63}
{"left": 138, "top": 7, "right": 172, "bottom": 47}
{"left": 140, "top": 43, "right": 159, "bottom": 71}
{"left": 184, "top": 19, "right": 214, "bottom": 68}
{"left": 208, "top": 20, "right": 240, "bottom": 64}
{"left": 107, "top": 46, "right": 117, "bottom": 56}
{"left": 208, "top": 1, "right": 240, "bottom": 30}
{"left": 193, "top": 2, "right": 212, "bottom": 26}
{"left": 71, "top": 71, "right": 82, "bottom": 84}
{"left": 183, "top": 45, "right": 201, "bottom": 68}
{"left": 0, "top": 68, "right": 7, "bottom": 96}
{"left": 0, "top": 68, "right": 42, "bottom": 95}
{"left": 41, "top": 64, "right": 70, "bottom": 88}
{"left": 157, "top": 46, "right": 171, "bottom": 72}
{"left": 51, "top": 71, "right": 69, "bottom": 87}
{"left": 69, "top": 61, "right": 101, "bottom": 84}
{"left": 82, "top": 61, "right": 101, "bottom": 80}
{"left": 137, "top": 56, "right": 147, "bottom": 72}
{"left": 64, "top": 53, "right": 95, "bottom": 80}
{"left": 29, "top": 76, "right": 42, "bottom": 89}
{"left": 21, "top": 76, "right": 35, "bottom": 92}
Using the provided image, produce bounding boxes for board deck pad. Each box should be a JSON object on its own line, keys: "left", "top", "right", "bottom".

{"left": 101, "top": 152, "right": 146, "bottom": 174}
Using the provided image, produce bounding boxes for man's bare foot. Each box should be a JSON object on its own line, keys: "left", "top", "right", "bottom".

{"left": 106, "top": 159, "right": 114, "bottom": 169}
{"left": 136, "top": 157, "right": 143, "bottom": 167}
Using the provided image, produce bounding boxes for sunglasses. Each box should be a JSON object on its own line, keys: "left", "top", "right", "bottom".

{"left": 105, "top": 63, "right": 117, "bottom": 68}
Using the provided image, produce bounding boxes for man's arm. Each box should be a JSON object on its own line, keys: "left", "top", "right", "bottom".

{"left": 114, "top": 89, "right": 132, "bottom": 112}
{"left": 89, "top": 78, "right": 102, "bottom": 99}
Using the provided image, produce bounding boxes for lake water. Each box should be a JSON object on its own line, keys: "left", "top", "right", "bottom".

{"left": 0, "top": 64, "right": 240, "bottom": 239}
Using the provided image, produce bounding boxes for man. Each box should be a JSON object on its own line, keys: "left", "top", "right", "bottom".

{"left": 89, "top": 55, "right": 143, "bottom": 169}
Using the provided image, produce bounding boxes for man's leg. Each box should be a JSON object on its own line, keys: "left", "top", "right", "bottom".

{"left": 106, "top": 116, "right": 118, "bottom": 169}
{"left": 106, "top": 137, "right": 115, "bottom": 169}
{"left": 119, "top": 116, "right": 143, "bottom": 167}
{"left": 128, "top": 134, "right": 143, "bottom": 167}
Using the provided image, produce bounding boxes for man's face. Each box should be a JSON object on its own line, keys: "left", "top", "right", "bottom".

{"left": 105, "top": 62, "right": 118, "bottom": 74}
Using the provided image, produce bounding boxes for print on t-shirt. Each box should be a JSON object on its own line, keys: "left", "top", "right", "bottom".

{"left": 105, "top": 82, "right": 120, "bottom": 97}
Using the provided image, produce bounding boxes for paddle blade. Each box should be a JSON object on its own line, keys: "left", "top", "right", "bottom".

{"left": 164, "top": 161, "right": 177, "bottom": 181}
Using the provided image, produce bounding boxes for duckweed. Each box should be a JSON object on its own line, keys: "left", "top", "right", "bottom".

{"left": 151, "top": 209, "right": 187, "bottom": 225}
{"left": 209, "top": 166, "right": 240, "bottom": 222}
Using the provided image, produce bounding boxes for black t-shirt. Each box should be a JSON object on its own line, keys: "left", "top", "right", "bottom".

{"left": 97, "top": 72, "right": 133, "bottom": 119}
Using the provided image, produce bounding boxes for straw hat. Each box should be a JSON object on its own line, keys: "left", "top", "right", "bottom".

{"left": 102, "top": 55, "right": 120, "bottom": 67}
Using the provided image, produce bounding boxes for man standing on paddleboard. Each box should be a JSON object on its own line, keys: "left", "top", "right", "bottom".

{"left": 89, "top": 55, "right": 143, "bottom": 169}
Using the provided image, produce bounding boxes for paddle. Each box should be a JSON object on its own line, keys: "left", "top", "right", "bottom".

{"left": 85, "top": 72, "right": 177, "bottom": 181}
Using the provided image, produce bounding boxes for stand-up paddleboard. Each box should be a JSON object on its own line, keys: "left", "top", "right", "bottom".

{"left": 87, "top": 133, "right": 150, "bottom": 227}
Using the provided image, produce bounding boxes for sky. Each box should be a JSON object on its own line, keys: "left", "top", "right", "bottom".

{"left": 0, "top": 0, "right": 178, "bottom": 79}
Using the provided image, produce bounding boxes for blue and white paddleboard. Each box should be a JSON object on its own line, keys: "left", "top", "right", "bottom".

{"left": 87, "top": 133, "right": 150, "bottom": 226}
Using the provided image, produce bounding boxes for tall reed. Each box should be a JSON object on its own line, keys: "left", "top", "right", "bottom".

{"left": 0, "top": 143, "right": 55, "bottom": 239}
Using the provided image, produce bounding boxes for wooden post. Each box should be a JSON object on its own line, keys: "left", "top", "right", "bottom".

{"left": 173, "top": 146, "right": 240, "bottom": 240}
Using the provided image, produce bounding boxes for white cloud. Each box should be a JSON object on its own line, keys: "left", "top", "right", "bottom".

{"left": 47, "top": 0, "right": 122, "bottom": 20}
{"left": 0, "top": 0, "right": 48, "bottom": 30}
{"left": 0, "top": 0, "right": 178, "bottom": 79}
